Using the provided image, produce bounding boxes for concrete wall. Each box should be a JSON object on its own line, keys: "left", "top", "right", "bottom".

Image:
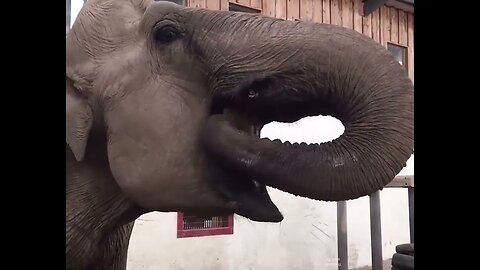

{"left": 127, "top": 188, "right": 411, "bottom": 269}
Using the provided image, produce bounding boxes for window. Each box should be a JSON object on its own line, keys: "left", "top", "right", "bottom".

{"left": 387, "top": 43, "right": 408, "bottom": 69}
{"left": 171, "top": 0, "right": 186, "bottom": 6}
{"left": 228, "top": 2, "right": 261, "bottom": 13}
{"left": 177, "top": 212, "right": 234, "bottom": 238}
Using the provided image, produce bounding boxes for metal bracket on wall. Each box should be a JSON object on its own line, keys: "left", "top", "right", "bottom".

{"left": 386, "top": 175, "right": 414, "bottom": 188}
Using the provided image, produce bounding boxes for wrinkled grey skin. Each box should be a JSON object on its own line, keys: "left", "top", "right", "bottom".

{"left": 66, "top": 0, "right": 414, "bottom": 269}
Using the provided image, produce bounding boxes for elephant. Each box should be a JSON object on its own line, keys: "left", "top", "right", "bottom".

{"left": 66, "top": 0, "right": 414, "bottom": 269}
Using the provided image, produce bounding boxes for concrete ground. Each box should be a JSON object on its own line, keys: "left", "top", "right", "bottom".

{"left": 352, "top": 259, "right": 392, "bottom": 270}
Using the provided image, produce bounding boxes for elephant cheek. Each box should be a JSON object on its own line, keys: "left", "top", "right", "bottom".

{"left": 106, "top": 136, "right": 228, "bottom": 211}
{"left": 106, "top": 138, "right": 160, "bottom": 208}
{"left": 102, "top": 91, "right": 175, "bottom": 208}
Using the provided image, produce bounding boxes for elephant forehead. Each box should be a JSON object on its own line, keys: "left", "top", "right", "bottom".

{"left": 67, "top": 3, "right": 147, "bottom": 90}
{"left": 143, "top": 0, "right": 183, "bottom": 24}
{"left": 69, "top": 0, "right": 145, "bottom": 56}
{"left": 95, "top": 46, "right": 147, "bottom": 94}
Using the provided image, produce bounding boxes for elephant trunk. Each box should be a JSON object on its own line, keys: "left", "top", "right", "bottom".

{"left": 199, "top": 13, "right": 414, "bottom": 201}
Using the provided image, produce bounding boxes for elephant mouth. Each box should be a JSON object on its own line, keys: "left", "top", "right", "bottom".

{"left": 205, "top": 74, "right": 329, "bottom": 161}
{"left": 203, "top": 113, "right": 283, "bottom": 221}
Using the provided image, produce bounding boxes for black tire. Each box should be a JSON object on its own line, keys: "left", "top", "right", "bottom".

{"left": 396, "top": 243, "right": 414, "bottom": 255}
{"left": 392, "top": 253, "right": 414, "bottom": 270}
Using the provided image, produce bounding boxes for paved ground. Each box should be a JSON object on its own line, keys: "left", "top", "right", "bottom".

{"left": 351, "top": 259, "right": 392, "bottom": 270}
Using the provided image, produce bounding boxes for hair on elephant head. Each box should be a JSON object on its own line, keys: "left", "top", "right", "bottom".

{"left": 66, "top": 0, "right": 413, "bottom": 267}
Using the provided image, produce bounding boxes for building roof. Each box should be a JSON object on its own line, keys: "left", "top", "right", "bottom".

{"left": 363, "top": 0, "right": 414, "bottom": 16}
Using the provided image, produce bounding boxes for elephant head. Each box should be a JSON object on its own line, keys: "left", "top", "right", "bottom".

{"left": 66, "top": 0, "right": 413, "bottom": 223}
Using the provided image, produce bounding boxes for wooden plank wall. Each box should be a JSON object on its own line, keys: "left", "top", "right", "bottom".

{"left": 187, "top": 0, "right": 413, "bottom": 82}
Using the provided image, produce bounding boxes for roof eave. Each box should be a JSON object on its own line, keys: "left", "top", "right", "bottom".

{"left": 363, "top": 0, "right": 414, "bottom": 16}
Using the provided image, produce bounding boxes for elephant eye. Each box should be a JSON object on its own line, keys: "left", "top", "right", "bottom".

{"left": 247, "top": 89, "right": 258, "bottom": 98}
{"left": 153, "top": 23, "right": 182, "bottom": 44}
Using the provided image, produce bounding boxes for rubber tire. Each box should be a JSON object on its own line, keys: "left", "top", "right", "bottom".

{"left": 392, "top": 253, "right": 414, "bottom": 270}
{"left": 396, "top": 243, "right": 414, "bottom": 255}
{"left": 392, "top": 243, "right": 414, "bottom": 270}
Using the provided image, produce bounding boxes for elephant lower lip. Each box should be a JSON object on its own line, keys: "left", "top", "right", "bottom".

{"left": 232, "top": 198, "right": 284, "bottom": 223}
{"left": 226, "top": 199, "right": 284, "bottom": 223}
{"left": 211, "top": 151, "right": 283, "bottom": 223}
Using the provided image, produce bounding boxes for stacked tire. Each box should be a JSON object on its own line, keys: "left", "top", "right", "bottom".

{"left": 391, "top": 243, "right": 414, "bottom": 270}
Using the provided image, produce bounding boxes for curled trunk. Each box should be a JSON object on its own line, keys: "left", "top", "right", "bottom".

{"left": 201, "top": 18, "right": 414, "bottom": 201}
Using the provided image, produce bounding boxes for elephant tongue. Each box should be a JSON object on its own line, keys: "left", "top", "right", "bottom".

{"left": 223, "top": 108, "right": 261, "bottom": 134}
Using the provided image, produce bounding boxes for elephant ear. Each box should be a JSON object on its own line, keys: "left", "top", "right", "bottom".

{"left": 66, "top": 78, "right": 93, "bottom": 162}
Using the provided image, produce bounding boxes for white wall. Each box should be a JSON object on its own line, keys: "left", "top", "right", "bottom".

{"left": 127, "top": 200, "right": 340, "bottom": 270}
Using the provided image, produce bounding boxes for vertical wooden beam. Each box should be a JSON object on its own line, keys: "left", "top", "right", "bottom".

{"left": 322, "top": 0, "right": 331, "bottom": 24}
{"left": 330, "top": 0, "right": 341, "bottom": 26}
{"left": 407, "top": 13, "right": 414, "bottom": 83}
{"left": 398, "top": 10, "right": 408, "bottom": 46}
{"left": 220, "top": 0, "right": 229, "bottom": 10}
{"left": 353, "top": 0, "right": 363, "bottom": 33}
{"left": 276, "top": 0, "right": 287, "bottom": 19}
{"left": 390, "top": 7, "right": 399, "bottom": 44}
{"left": 251, "top": 0, "right": 262, "bottom": 9}
{"left": 341, "top": 0, "right": 353, "bottom": 29}
{"left": 206, "top": 0, "right": 220, "bottom": 10}
{"left": 190, "top": 0, "right": 206, "bottom": 8}
{"left": 300, "top": 0, "right": 314, "bottom": 22}
{"left": 262, "top": 0, "right": 276, "bottom": 17}
{"left": 380, "top": 5, "right": 390, "bottom": 47}
{"left": 287, "top": 0, "right": 300, "bottom": 21}
{"left": 362, "top": 12, "right": 372, "bottom": 38}
{"left": 371, "top": 9, "right": 380, "bottom": 43}
{"left": 312, "top": 0, "right": 323, "bottom": 23}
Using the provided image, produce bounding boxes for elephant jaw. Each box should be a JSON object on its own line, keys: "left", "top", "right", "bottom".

{"left": 222, "top": 180, "right": 284, "bottom": 223}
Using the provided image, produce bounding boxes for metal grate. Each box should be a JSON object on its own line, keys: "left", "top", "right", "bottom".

{"left": 182, "top": 215, "right": 229, "bottom": 230}
{"left": 177, "top": 213, "right": 234, "bottom": 238}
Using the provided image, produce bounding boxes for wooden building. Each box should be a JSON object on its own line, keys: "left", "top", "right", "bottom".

{"left": 186, "top": 0, "right": 414, "bottom": 83}
{"left": 66, "top": 0, "right": 414, "bottom": 81}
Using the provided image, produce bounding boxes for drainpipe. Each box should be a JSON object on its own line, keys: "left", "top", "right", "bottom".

{"left": 66, "top": 0, "right": 71, "bottom": 35}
